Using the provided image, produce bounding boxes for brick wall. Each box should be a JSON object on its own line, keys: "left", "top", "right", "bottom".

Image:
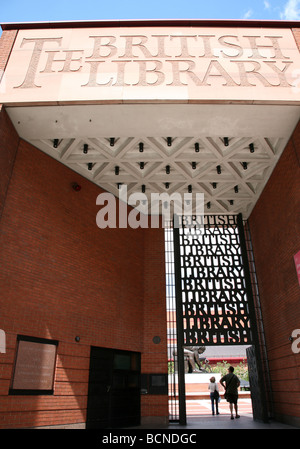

{"left": 248, "top": 120, "right": 300, "bottom": 426}
{"left": 0, "top": 133, "right": 168, "bottom": 428}
{"left": 141, "top": 226, "right": 169, "bottom": 422}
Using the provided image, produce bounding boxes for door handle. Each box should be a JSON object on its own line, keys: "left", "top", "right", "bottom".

{"left": 107, "top": 385, "right": 111, "bottom": 393}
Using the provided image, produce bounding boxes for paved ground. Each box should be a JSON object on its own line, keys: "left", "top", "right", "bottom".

{"left": 186, "top": 397, "right": 253, "bottom": 417}
{"left": 169, "top": 414, "right": 297, "bottom": 429}
{"left": 140, "top": 399, "right": 298, "bottom": 429}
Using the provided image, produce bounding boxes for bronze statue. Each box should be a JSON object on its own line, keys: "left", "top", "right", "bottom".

{"left": 184, "top": 346, "right": 206, "bottom": 372}
{"left": 173, "top": 346, "right": 211, "bottom": 373}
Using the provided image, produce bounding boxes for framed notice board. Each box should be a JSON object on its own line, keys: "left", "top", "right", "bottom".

{"left": 9, "top": 335, "right": 58, "bottom": 395}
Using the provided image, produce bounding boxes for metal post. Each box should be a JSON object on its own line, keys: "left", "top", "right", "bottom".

{"left": 173, "top": 215, "right": 186, "bottom": 425}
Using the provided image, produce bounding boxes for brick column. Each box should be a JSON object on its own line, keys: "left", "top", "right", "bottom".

{"left": 0, "top": 106, "right": 19, "bottom": 220}
{"left": 141, "top": 226, "right": 169, "bottom": 426}
{"left": 248, "top": 120, "right": 300, "bottom": 427}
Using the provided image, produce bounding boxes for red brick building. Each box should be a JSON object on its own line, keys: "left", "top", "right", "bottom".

{"left": 0, "top": 19, "right": 299, "bottom": 428}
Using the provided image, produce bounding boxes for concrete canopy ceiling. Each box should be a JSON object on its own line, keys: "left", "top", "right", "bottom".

{"left": 6, "top": 103, "right": 300, "bottom": 219}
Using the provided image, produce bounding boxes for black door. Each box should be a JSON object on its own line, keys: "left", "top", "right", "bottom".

{"left": 86, "top": 347, "right": 141, "bottom": 428}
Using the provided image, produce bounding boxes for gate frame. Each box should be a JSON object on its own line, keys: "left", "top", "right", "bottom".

{"left": 173, "top": 213, "right": 269, "bottom": 424}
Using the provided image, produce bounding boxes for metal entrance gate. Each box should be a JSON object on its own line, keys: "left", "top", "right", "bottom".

{"left": 169, "top": 214, "right": 269, "bottom": 424}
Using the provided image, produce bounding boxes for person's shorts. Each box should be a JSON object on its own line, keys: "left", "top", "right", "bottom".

{"left": 226, "top": 393, "right": 238, "bottom": 404}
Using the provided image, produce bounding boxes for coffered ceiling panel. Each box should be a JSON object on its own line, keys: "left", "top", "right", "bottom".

{"left": 6, "top": 103, "right": 300, "bottom": 219}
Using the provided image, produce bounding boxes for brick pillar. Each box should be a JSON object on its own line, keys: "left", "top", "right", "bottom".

{"left": 0, "top": 29, "right": 20, "bottom": 218}
{"left": 248, "top": 120, "right": 300, "bottom": 427}
{"left": 141, "top": 225, "right": 169, "bottom": 426}
{"left": 0, "top": 106, "right": 19, "bottom": 220}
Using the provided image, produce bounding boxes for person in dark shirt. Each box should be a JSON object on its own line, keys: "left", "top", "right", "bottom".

{"left": 220, "top": 366, "right": 240, "bottom": 419}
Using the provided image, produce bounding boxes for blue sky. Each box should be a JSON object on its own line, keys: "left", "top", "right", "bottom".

{"left": 0, "top": 0, "right": 300, "bottom": 24}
